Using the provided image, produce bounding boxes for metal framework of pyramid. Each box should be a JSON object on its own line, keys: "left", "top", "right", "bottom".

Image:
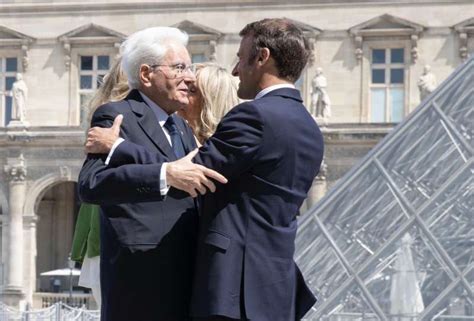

{"left": 296, "top": 57, "right": 473, "bottom": 320}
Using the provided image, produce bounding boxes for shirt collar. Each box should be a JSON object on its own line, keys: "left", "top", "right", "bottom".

{"left": 139, "top": 91, "right": 171, "bottom": 127}
{"left": 254, "top": 83, "right": 296, "bottom": 100}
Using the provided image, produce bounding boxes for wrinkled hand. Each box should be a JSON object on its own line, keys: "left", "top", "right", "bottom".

{"left": 85, "top": 115, "right": 123, "bottom": 154}
{"left": 166, "top": 149, "right": 228, "bottom": 197}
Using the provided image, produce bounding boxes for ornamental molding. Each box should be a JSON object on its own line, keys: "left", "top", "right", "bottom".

{"left": 4, "top": 154, "right": 27, "bottom": 182}
{"left": 0, "top": 26, "right": 35, "bottom": 72}
{"left": 58, "top": 23, "right": 126, "bottom": 69}
{"left": 172, "top": 20, "right": 222, "bottom": 61}
{"left": 173, "top": 20, "right": 222, "bottom": 41}
{"left": 349, "top": 14, "right": 424, "bottom": 63}
{"left": 453, "top": 17, "right": 474, "bottom": 61}
{"left": 23, "top": 215, "right": 39, "bottom": 227}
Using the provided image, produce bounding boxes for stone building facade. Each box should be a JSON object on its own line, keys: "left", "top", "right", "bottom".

{"left": 0, "top": 0, "right": 472, "bottom": 308}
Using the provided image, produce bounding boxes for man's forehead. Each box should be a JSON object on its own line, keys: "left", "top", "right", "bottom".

{"left": 163, "top": 44, "right": 190, "bottom": 61}
{"left": 237, "top": 35, "right": 252, "bottom": 55}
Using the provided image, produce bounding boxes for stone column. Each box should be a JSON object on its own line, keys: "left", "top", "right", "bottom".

{"left": 305, "top": 158, "right": 328, "bottom": 211}
{"left": 23, "top": 215, "right": 38, "bottom": 305}
{"left": 2, "top": 154, "right": 27, "bottom": 307}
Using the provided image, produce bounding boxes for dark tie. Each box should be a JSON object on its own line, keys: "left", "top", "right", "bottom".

{"left": 164, "top": 116, "right": 186, "bottom": 159}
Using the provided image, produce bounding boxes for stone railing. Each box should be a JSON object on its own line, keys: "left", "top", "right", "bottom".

{"left": 33, "top": 292, "right": 95, "bottom": 309}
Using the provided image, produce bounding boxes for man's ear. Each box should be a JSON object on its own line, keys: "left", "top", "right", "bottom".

{"left": 257, "top": 48, "right": 271, "bottom": 66}
{"left": 139, "top": 64, "right": 152, "bottom": 88}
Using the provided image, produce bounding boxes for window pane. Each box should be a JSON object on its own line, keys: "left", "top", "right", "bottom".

{"left": 5, "top": 96, "right": 12, "bottom": 126}
{"left": 98, "top": 56, "right": 110, "bottom": 70}
{"left": 6, "top": 58, "right": 17, "bottom": 72}
{"left": 81, "top": 56, "right": 93, "bottom": 70}
{"left": 80, "top": 75, "right": 92, "bottom": 89}
{"left": 97, "top": 74, "right": 105, "bottom": 88}
{"left": 390, "top": 68, "right": 404, "bottom": 84}
{"left": 192, "top": 54, "right": 206, "bottom": 63}
{"left": 371, "top": 88, "right": 386, "bottom": 122}
{"left": 391, "top": 48, "right": 404, "bottom": 63}
{"left": 391, "top": 88, "right": 404, "bottom": 123}
{"left": 5, "top": 76, "right": 16, "bottom": 91}
{"left": 372, "top": 49, "right": 385, "bottom": 64}
{"left": 80, "top": 93, "right": 93, "bottom": 108}
{"left": 372, "top": 69, "right": 385, "bottom": 84}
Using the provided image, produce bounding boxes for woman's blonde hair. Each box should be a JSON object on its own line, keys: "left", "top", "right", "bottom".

{"left": 194, "top": 63, "right": 239, "bottom": 142}
{"left": 87, "top": 57, "right": 130, "bottom": 125}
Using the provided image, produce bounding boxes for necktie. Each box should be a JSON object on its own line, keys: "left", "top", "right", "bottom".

{"left": 164, "top": 116, "right": 186, "bottom": 159}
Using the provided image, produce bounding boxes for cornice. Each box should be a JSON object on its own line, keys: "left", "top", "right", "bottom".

{"left": 0, "top": 1, "right": 471, "bottom": 15}
{"left": 0, "top": 127, "right": 86, "bottom": 147}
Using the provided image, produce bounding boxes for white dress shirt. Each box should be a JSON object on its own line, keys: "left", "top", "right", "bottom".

{"left": 254, "top": 83, "right": 296, "bottom": 100}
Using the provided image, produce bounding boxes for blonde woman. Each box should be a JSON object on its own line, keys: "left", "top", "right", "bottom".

{"left": 178, "top": 63, "right": 239, "bottom": 144}
{"left": 88, "top": 58, "right": 130, "bottom": 122}
{"left": 71, "top": 57, "right": 129, "bottom": 307}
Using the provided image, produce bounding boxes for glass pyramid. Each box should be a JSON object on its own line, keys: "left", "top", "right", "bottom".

{"left": 296, "top": 56, "right": 473, "bottom": 320}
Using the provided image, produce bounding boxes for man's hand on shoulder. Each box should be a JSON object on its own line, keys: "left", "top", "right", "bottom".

{"left": 85, "top": 114, "right": 123, "bottom": 154}
{"left": 166, "top": 149, "right": 228, "bottom": 198}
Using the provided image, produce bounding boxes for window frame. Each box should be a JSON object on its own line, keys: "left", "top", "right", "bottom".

{"left": 0, "top": 51, "right": 21, "bottom": 127}
{"left": 68, "top": 47, "right": 115, "bottom": 126}
{"left": 369, "top": 47, "right": 407, "bottom": 123}
{"left": 77, "top": 53, "right": 111, "bottom": 127}
{"left": 360, "top": 39, "right": 411, "bottom": 123}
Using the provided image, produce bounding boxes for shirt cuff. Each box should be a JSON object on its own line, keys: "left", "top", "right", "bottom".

{"left": 160, "top": 163, "right": 170, "bottom": 196}
{"left": 104, "top": 138, "right": 125, "bottom": 166}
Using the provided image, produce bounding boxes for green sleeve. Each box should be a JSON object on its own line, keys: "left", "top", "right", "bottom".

{"left": 86, "top": 204, "right": 101, "bottom": 258}
{"left": 70, "top": 203, "right": 94, "bottom": 262}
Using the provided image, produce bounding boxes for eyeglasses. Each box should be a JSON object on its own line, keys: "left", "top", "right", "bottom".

{"left": 149, "top": 63, "right": 196, "bottom": 78}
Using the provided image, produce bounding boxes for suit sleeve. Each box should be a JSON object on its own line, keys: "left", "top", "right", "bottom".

{"left": 78, "top": 104, "right": 165, "bottom": 205}
{"left": 194, "top": 102, "right": 263, "bottom": 180}
{"left": 106, "top": 117, "right": 197, "bottom": 168}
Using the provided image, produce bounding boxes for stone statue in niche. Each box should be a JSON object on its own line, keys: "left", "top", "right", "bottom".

{"left": 310, "top": 67, "right": 331, "bottom": 120}
{"left": 11, "top": 73, "right": 28, "bottom": 122}
{"left": 417, "top": 65, "right": 437, "bottom": 102}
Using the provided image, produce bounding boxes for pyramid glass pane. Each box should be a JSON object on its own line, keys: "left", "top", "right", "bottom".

{"left": 296, "top": 223, "right": 352, "bottom": 303}
{"left": 297, "top": 57, "right": 474, "bottom": 320}
{"left": 358, "top": 224, "right": 457, "bottom": 315}
{"left": 420, "top": 166, "right": 473, "bottom": 273}
{"left": 307, "top": 282, "right": 381, "bottom": 321}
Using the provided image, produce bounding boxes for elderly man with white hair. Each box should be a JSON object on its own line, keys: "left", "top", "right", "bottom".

{"left": 78, "top": 27, "right": 226, "bottom": 321}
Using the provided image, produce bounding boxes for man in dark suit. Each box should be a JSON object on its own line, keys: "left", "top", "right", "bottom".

{"left": 187, "top": 19, "right": 323, "bottom": 321}
{"left": 85, "top": 19, "right": 323, "bottom": 321}
{"left": 78, "top": 27, "right": 226, "bottom": 321}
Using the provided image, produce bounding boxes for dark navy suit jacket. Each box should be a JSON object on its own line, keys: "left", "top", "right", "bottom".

{"left": 78, "top": 90, "right": 198, "bottom": 321}
{"left": 191, "top": 88, "right": 323, "bottom": 321}
{"left": 104, "top": 88, "right": 324, "bottom": 321}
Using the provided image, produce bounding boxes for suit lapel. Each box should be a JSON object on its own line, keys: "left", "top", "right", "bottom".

{"left": 173, "top": 115, "right": 196, "bottom": 154}
{"left": 127, "top": 90, "right": 176, "bottom": 160}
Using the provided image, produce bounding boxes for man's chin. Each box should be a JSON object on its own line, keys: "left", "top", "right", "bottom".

{"left": 175, "top": 100, "right": 189, "bottom": 111}
{"left": 237, "top": 88, "right": 252, "bottom": 100}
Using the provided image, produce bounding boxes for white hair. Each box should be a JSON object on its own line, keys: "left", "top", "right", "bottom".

{"left": 120, "top": 27, "right": 189, "bottom": 89}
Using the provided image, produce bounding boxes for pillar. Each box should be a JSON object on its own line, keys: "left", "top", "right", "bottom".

{"left": 2, "top": 154, "right": 27, "bottom": 307}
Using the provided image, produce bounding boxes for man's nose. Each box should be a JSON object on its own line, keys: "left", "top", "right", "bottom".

{"left": 183, "top": 72, "right": 196, "bottom": 82}
{"left": 231, "top": 63, "right": 239, "bottom": 77}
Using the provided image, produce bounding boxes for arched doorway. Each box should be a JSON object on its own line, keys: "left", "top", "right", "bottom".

{"left": 35, "top": 181, "right": 80, "bottom": 292}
